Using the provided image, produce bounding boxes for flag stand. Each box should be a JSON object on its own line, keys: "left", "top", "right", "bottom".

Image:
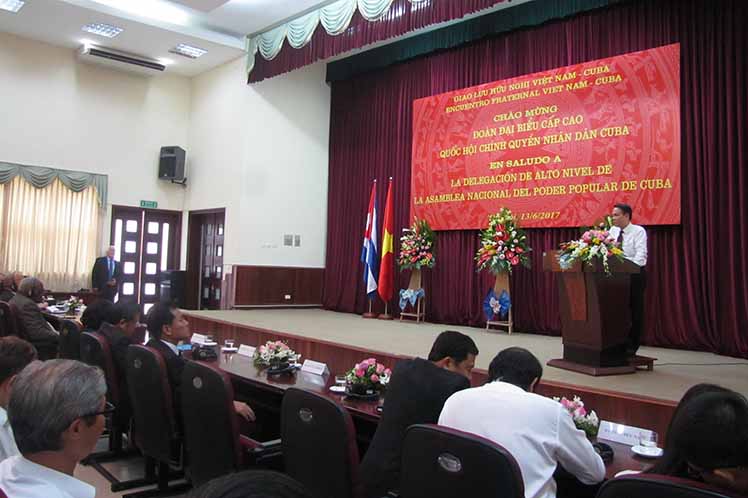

{"left": 363, "top": 299, "right": 379, "bottom": 319}
{"left": 378, "top": 302, "right": 393, "bottom": 320}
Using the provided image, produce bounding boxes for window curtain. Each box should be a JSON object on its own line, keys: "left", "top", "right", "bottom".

{"left": 0, "top": 177, "right": 100, "bottom": 291}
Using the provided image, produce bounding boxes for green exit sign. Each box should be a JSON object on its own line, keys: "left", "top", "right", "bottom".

{"left": 140, "top": 200, "right": 158, "bottom": 209}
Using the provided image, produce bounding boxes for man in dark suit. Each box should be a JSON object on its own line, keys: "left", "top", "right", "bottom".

{"left": 359, "top": 330, "right": 479, "bottom": 498}
{"left": 9, "top": 277, "right": 58, "bottom": 347}
{"left": 144, "top": 301, "right": 255, "bottom": 423}
{"left": 91, "top": 246, "right": 122, "bottom": 302}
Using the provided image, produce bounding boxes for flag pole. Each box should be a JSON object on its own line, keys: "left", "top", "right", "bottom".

{"left": 363, "top": 298, "right": 378, "bottom": 319}
{"left": 379, "top": 301, "right": 393, "bottom": 320}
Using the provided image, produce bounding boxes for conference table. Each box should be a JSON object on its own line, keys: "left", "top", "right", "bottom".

{"left": 213, "top": 350, "right": 651, "bottom": 480}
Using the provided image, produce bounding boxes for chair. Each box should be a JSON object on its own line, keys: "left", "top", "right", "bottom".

{"left": 596, "top": 474, "right": 742, "bottom": 498}
{"left": 181, "top": 361, "right": 277, "bottom": 487}
{"left": 0, "top": 302, "right": 14, "bottom": 337}
{"left": 59, "top": 319, "right": 82, "bottom": 359}
{"left": 125, "top": 344, "right": 191, "bottom": 498}
{"left": 281, "top": 387, "right": 362, "bottom": 498}
{"left": 8, "top": 302, "right": 57, "bottom": 360}
{"left": 399, "top": 424, "right": 524, "bottom": 498}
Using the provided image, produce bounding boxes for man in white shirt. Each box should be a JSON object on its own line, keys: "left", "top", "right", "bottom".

{"left": 439, "top": 348, "right": 605, "bottom": 498}
{"left": 609, "top": 203, "right": 647, "bottom": 355}
{"left": 0, "top": 359, "right": 108, "bottom": 498}
{"left": 0, "top": 337, "right": 37, "bottom": 462}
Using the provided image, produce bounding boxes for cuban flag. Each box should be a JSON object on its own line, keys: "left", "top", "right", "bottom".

{"left": 361, "top": 180, "right": 379, "bottom": 299}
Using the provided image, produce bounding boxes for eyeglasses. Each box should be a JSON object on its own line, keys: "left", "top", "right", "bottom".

{"left": 82, "top": 401, "right": 116, "bottom": 418}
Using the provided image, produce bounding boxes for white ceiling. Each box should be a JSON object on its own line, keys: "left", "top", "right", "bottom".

{"left": 0, "top": 0, "right": 331, "bottom": 76}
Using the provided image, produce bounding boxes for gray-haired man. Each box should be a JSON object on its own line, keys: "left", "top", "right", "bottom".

{"left": 0, "top": 359, "right": 108, "bottom": 498}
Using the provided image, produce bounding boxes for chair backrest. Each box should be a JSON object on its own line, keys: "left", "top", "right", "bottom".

{"left": 0, "top": 302, "right": 13, "bottom": 337}
{"left": 0, "top": 485, "right": 8, "bottom": 498}
{"left": 126, "top": 344, "right": 179, "bottom": 464}
{"left": 80, "top": 332, "right": 120, "bottom": 406}
{"left": 181, "top": 361, "right": 243, "bottom": 487}
{"left": 281, "top": 387, "right": 362, "bottom": 498}
{"left": 400, "top": 424, "right": 524, "bottom": 498}
{"left": 596, "top": 474, "right": 742, "bottom": 498}
{"left": 59, "top": 319, "right": 82, "bottom": 360}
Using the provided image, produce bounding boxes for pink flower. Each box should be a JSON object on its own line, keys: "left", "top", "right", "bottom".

{"left": 574, "top": 407, "right": 587, "bottom": 418}
{"left": 384, "top": 368, "right": 392, "bottom": 377}
{"left": 511, "top": 256, "right": 520, "bottom": 265}
{"left": 376, "top": 364, "right": 385, "bottom": 374}
{"left": 370, "top": 374, "right": 380, "bottom": 383}
{"left": 355, "top": 368, "right": 365, "bottom": 377}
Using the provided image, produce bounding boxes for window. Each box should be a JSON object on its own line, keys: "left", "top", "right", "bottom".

{"left": 146, "top": 242, "right": 158, "bottom": 255}
{"left": 122, "top": 283, "right": 135, "bottom": 295}
{"left": 145, "top": 262, "right": 157, "bottom": 275}
{"left": 124, "top": 262, "right": 136, "bottom": 274}
{"left": 144, "top": 283, "right": 156, "bottom": 295}
{"left": 125, "top": 241, "right": 137, "bottom": 253}
{"left": 147, "top": 222, "right": 159, "bottom": 234}
{"left": 126, "top": 220, "right": 138, "bottom": 233}
{"left": 161, "top": 223, "right": 170, "bottom": 271}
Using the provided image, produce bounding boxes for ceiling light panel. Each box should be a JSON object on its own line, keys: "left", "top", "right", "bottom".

{"left": 0, "top": 0, "right": 25, "bottom": 13}
{"left": 170, "top": 43, "right": 207, "bottom": 59}
{"left": 82, "top": 22, "right": 124, "bottom": 38}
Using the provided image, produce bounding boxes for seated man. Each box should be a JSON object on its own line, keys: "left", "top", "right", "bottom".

{"left": 98, "top": 301, "right": 141, "bottom": 425}
{"left": 0, "top": 359, "right": 108, "bottom": 498}
{"left": 145, "top": 301, "right": 255, "bottom": 423}
{"left": 646, "top": 389, "right": 748, "bottom": 495}
{"left": 360, "top": 330, "right": 479, "bottom": 498}
{"left": 439, "top": 347, "right": 605, "bottom": 498}
{"left": 0, "top": 337, "right": 37, "bottom": 461}
{"left": 9, "top": 277, "right": 59, "bottom": 346}
{"left": 80, "top": 299, "right": 114, "bottom": 333}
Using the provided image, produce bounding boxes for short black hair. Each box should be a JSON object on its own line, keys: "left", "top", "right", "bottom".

{"left": 488, "top": 347, "right": 543, "bottom": 390}
{"left": 146, "top": 301, "right": 176, "bottom": 340}
{"left": 80, "top": 299, "right": 114, "bottom": 331}
{"left": 614, "top": 203, "right": 633, "bottom": 220}
{"left": 188, "top": 470, "right": 314, "bottom": 498}
{"left": 427, "top": 331, "right": 479, "bottom": 363}
{"left": 107, "top": 301, "right": 141, "bottom": 325}
{"left": 0, "top": 337, "right": 37, "bottom": 384}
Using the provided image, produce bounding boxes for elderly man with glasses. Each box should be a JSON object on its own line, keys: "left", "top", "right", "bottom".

{"left": 0, "top": 359, "right": 109, "bottom": 498}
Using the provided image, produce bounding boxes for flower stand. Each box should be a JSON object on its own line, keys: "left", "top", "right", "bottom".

{"left": 399, "top": 269, "right": 425, "bottom": 323}
{"left": 486, "top": 272, "right": 513, "bottom": 334}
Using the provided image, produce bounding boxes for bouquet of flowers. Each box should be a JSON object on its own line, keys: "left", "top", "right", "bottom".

{"left": 345, "top": 358, "right": 392, "bottom": 396}
{"left": 554, "top": 396, "right": 600, "bottom": 438}
{"left": 475, "top": 208, "right": 531, "bottom": 274}
{"left": 558, "top": 228, "right": 624, "bottom": 276}
{"left": 253, "top": 340, "right": 299, "bottom": 368}
{"left": 66, "top": 296, "right": 83, "bottom": 312}
{"left": 398, "top": 218, "right": 435, "bottom": 270}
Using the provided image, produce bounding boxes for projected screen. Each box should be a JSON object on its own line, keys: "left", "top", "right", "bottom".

{"left": 410, "top": 44, "right": 680, "bottom": 229}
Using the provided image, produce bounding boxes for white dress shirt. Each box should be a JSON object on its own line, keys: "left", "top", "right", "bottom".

{"left": 608, "top": 224, "right": 647, "bottom": 266}
{"left": 0, "top": 407, "right": 19, "bottom": 462}
{"left": 439, "top": 382, "right": 605, "bottom": 498}
{"left": 0, "top": 455, "right": 95, "bottom": 498}
{"left": 160, "top": 339, "right": 179, "bottom": 355}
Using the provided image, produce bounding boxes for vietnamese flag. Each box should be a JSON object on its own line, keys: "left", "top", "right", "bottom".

{"left": 378, "top": 178, "right": 395, "bottom": 302}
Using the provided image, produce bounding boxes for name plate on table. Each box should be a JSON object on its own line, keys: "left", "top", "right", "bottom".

{"left": 191, "top": 333, "right": 207, "bottom": 345}
{"left": 237, "top": 345, "right": 256, "bottom": 357}
{"left": 301, "top": 359, "right": 329, "bottom": 376}
{"left": 598, "top": 421, "right": 654, "bottom": 446}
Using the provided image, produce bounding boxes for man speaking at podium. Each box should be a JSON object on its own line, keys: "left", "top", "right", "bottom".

{"left": 608, "top": 203, "right": 647, "bottom": 357}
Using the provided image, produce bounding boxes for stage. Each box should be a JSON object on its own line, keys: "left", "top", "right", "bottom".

{"left": 183, "top": 308, "right": 748, "bottom": 437}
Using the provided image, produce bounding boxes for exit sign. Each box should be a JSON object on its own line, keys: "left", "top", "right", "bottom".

{"left": 140, "top": 200, "right": 158, "bottom": 209}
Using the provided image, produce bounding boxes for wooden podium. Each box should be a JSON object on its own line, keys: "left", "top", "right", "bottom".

{"left": 543, "top": 251, "right": 646, "bottom": 376}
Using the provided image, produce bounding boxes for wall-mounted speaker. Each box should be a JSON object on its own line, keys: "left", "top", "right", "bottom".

{"left": 159, "top": 146, "right": 186, "bottom": 183}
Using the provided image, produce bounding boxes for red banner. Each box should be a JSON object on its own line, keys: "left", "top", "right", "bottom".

{"left": 411, "top": 44, "right": 680, "bottom": 229}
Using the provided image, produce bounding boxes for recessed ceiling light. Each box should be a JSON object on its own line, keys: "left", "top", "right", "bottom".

{"left": 0, "top": 0, "right": 25, "bottom": 13}
{"left": 82, "top": 23, "right": 124, "bottom": 38}
{"left": 157, "top": 57, "right": 175, "bottom": 66}
{"left": 170, "top": 43, "right": 207, "bottom": 59}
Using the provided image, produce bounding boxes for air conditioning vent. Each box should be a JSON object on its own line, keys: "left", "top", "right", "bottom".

{"left": 77, "top": 45, "right": 166, "bottom": 76}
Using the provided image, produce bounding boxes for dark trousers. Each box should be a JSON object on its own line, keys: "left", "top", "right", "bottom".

{"left": 628, "top": 268, "right": 647, "bottom": 355}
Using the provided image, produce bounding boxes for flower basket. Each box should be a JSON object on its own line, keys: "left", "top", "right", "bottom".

{"left": 253, "top": 340, "right": 299, "bottom": 369}
{"left": 554, "top": 396, "right": 600, "bottom": 439}
{"left": 398, "top": 218, "right": 435, "bottom": 271}
{"left": 558, "top": 227, "right": 624, "bottom": 276}
{"left": 475, "top": 208, "right": 532, "bottom": 275}
{"left": 345, "top": 358, "right": 391, "bottom": 400}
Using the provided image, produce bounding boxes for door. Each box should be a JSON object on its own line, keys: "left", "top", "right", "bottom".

{"left": 110, "top": 206, "right": 182, "bottom": 314}
{"left": 186, "top": 209, "right": 225, "bottom": 310}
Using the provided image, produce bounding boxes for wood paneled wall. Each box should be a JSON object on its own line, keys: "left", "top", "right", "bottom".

{"left": 232, "top": 266, "right": 323, "bottom": 306}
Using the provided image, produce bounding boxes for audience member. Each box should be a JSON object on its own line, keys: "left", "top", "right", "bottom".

{"left": 439, "top": 347, "right": 604, "bottom": 498}
{"left": 145, "top": 301, "right": 256, "bottom": 422}
{"left": 360, "top": 330, "right": 479, "bottom": 498}
{"left": 9, "top": 277, "right": 59, "bottom": 346}
{"left": 0, "top": 359, "right": 108, "bottom": 498}
{"left": 80, "top": 299, "right": 114, "bottom": 332}
{"left": 0, "top": 337, "right": 37, "bottom": 462}
{"left": 0, "top": 272, "right": 22, "bottom": 303}
{"left": 188, "top": 470, "right": 314, "bottom": 498}
{"left": 646, "top": 390, "right": 748, "bottom": 495}
{"left": 98, "top": 301, "right": 141, "bottom": 425}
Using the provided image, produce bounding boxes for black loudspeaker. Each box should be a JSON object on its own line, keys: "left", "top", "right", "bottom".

{"left": 159, "top": 270, "right": 186, "bottom": 308}
{"left": 158, "top": 146, "right": 186, "bottom": 183}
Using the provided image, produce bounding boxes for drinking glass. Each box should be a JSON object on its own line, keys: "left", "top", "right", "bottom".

{"left": 225, "top": 338, "right": 235, "bottom": 349}
{"left": 640, "top": 431, "right": 658, "bottom": 448}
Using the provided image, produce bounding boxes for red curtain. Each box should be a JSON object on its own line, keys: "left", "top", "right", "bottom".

{"left": 323, "top": 0, "right": 748, "bottom": 358}
{"left": 249, "top": 0, "right": 511, "bottom": 83}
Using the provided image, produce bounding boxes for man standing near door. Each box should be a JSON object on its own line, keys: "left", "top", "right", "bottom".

{"left": 92, "top": 246, "right": 122, "bottom": 302}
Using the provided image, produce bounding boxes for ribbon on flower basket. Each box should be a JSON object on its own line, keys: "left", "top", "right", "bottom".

{"left": 399, "top": 288, "right": 425, "bottom": 311}
{"left": 483, "top": 289, "right": 511, "bottom": 321}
